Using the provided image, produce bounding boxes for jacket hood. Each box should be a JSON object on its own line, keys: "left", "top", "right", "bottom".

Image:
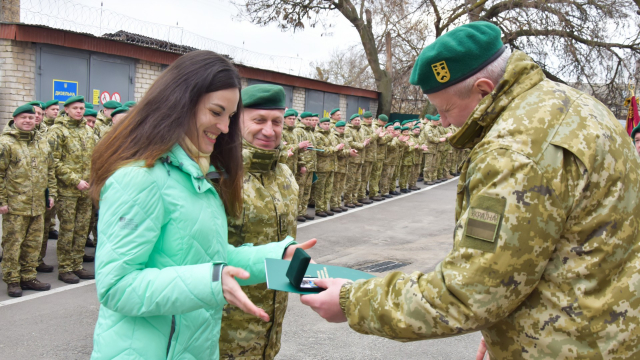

{"left": 241, "top": 139, "right": 281, "bottom": 173}
{"left": 3, "top": 123, "right": 35, "bottom": 141}
{"left": 55, "top": 114, "right": 86, "bottom": 128}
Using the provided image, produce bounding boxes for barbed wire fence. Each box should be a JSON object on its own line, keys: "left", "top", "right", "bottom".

{"left": 7, "top": 0, "right": 312, "bottom": 77}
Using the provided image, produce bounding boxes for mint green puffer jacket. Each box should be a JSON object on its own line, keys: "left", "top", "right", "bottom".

{"left": 91, "top": 144, "right": 295, "bottom": 359}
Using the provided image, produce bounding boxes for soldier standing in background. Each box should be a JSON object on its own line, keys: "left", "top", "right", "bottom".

{"left": 282, "top": 109, "right": 309, "bottom": 176}
{"left": 422, "top": 116, "right": 441, "bottom": 185}
{"left": 43, "top": 100, "right": 59, "bottom": 127}
{"left": 95, "top": 100, "right": 121, "bottom": 138}
{"left": 380, "top": 123, "right": 400, "bottom": 198}
{"left": 329, "top": 121, "right": 356, "bottom": 213}
{"left": 0, "top": 104, "right": 57, "bottom": 297}
{"left": 369, "top": 114, "right": 391, "bottom": 201}
{"left": 48, "top": 96, "right": 96, "bottom": 283}
{"left": 344, "top": 114, "right": 369, "bottom": 208}
{"left": 357, "top": 111, "right": 376, "bottom": 205}
{"left": 83, "top": 108, "right": 100, "bottom": 249}
{"left": 329, "top": 108, "right": 341, "bottom": 127}
{"left": 408, "top": 125, "right": 426, "bottom": 190}
{"left": 293, "top": 112, "right": 316, "bottom": 222}
{"left": 398, "top": 126, "right": 415, "bottom": 193}
{"left": 313, "top": 117, "right": 344, "bottom": 217}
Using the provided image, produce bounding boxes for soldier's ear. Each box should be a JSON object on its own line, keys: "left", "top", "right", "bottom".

{"left": 473, "top": 79, "right": 495, "bottom": 98}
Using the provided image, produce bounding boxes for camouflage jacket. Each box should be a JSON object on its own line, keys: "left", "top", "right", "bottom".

{"left": 345, "top": 123, "right": 366, "bottom": 164}
{"left": 360, "top": 122, "right": 376, "bottom": 162}
{"left": 0, "top": 127, "right": 56, "bottom": 216}
{"left": 220, "top": 140, "right": 299, "bottom": 360}
{"left": 330, "top": 129, "right": 351, "bottom": 173}
{"left": 340, "top": 50, "right": 640, "bottom": 359}
{"left": 314, "top": 127, "right": 339, "bottom": 172}
{"left": 439, "top": 125, "right": 453, "bottom": 152}
{"left": 95, "top": 110, "right": 112, "bottom": 139}
{"left": 383, "top": 137, "right": 401, "bottom": 165}
{"left": 43, "top": 116, "right": 55, "bottom": 127}
{"left": 48, "top": 115, "right": 96, "bottom": 197}
{"left": 421, "top": 123, "right": 439, "bottom": 154}
{"left": 292, "top": 121, "right": 317, "bottom": 172}
{"left": 411, "top": 133, "right": 422, "bottom": 164}
{"left": 282, "top": 124, "right": 303, "bottom": 174}
{"left": 373, "top": 123, "right": 392, "bottom": 161}
{"left": 400, "top": 137, "right": 414, "bottom": 166}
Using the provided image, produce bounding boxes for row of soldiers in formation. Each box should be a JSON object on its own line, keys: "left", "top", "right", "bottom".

{"left": 281, "top": 109, "right": 470, "bottom": 221}
{"left": 0, "top": 96, "right": 134, "bottom": 297}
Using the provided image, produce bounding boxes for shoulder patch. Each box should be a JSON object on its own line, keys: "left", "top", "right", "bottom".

{"left": 461, "top": 195, "right": 506, "bottom": 253}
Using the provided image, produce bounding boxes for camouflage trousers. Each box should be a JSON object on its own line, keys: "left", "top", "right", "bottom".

{"left": 423, "top": 153, "right": 438, "bottom": 182}
{"left": 358, "top": 161, "right": 374, "bottom": 200}
{"left": 437, "top": 150, "right": 447, "bottom": 178}
{"left": 57, "top": 195, "right": 92, "bottom": 273}
{"left": 369, "top": 160, "right": 384, "bottom": 196}
{"left": 391, "top": 162, "right": 402, "bottom": 193}
{"left": 380, "top": 164, "right": 396, "bottom": 196}
{"left": 88, "top": 205, "right": 98, "bottom": 244}
{"left": 295, "top": 171, "right": 313, "bottom": 216}
{"left": 445, "top": 151, "right": 454, "bottom": 174}
{"left": 409, "top": 164, "right": 421, "bottom": 187}
{"left": 399, "top": 165, "right": 412, "bottom": 189}
{"left": 39, "top": 205, "right": 54, "bottom": 265}
{"left": 48, "top": 203, "right": 57, "bottom": 232}
{"left": 330, "top": 172, "right": 347, "bottom": 208}
{"left": 312, "top": 171, "right": 334, "bottom": 213}
{"left": 344, "top": 163, "right": 362, "bottom": 205}
{"left": 1, "top": 214, "right": 44, "bottom": 284}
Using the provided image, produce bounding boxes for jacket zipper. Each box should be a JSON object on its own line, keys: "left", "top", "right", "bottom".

{"left": 166, "top": 315, "right": 175, "bottom": 358}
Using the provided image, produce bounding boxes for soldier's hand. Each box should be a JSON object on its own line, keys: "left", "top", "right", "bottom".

{"left": 439, "top": 137, "right": 446, "bottom": 142}
{"left": 283, "top": 238, "right": 317, "bottom": 261}
{"left": 364, "top": 139, "right": 371, "bottom": 146}
{"left": 476, "top": 337, "right": 490, "bottom": 360}
{"left": 48, "top": 197, "right": 55, "bottom": 209}
{"left": 349, "top": 149, "right": 358, "bottom": 157}
{"left": 300, "top": 167, "right": 307, "bottom": 174}
{"left": 336, "top": 143, "right": 345, "bottom": 151}
{"left": 221, "top": 266, "right": 270, "bottom": 322}
{"left": 0, "top": 205, "right": 8, "bottom": 214}
{"left": 300, "top": 278, "right": 349, "bottom": 323}
{"left": 299, "top": 140, "right": 311, "bottom": 150}
{"left": 77, "top": 180, "right": 90, "bottom": 191}
{"left": 287, "top": 149, "right": 294, "bottom": 157}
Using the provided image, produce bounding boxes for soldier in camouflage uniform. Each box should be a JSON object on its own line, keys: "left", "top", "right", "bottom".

{"left": 48, "top": 96, "right": 96, "bottom": 283}
{"left": 0, "top": 104, "right": 57, "bottom": 297}
{"left": 301, "top": 22, "right": 640, "bottom": 359}
{"left": 398, "top": 126, "right": 415, "bottom": 192}
{"left": 408, "top": 125, "right": 426, "bottom": 190}
{"left": 281, "top": 109, "right": 309, "bottom": 175}
{"left": 220, "top": 85, "right": 300, "bottom": 360}
{"left": 94, "top": 100, "right": 121, "bottom": 139}
{"left": 83, "top": 108, "right": 100, "bottom": 249}
{"left": 42, "top": 100, "right": 61, "bottom": 241}
{"left": 379, "top": 124, "right": 400, "bottom": 198}
{"left": 293, "top": 112, "right": 316, "bottom": 221}
{"left": 344, "top": 114, "right": 369, "bottom": 208}
{"left": 329, "top": 108, "right": 341, "bottom": 127}
{"left": 369, "top": 114, "right": 392, "bottom": 200}
{"left": 357, "top": 111, "right": 377, "bottom": 204}
{"left": 420, "top": 117, "right": 437, "bottom": 185}
{"left": 312, "top": 117, "right": 344, "bottom": 217}
{"left": 329, "top": 121, "right": 356, "bottom": 212}
{"left": 43, "top": 99, "right": 59, "bottom": 127}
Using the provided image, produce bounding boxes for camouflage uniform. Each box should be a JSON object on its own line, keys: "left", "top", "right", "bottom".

{"left": 43, "top": 116, "right": 55, "bottom": 127}
{"left": 392, "top": 137, "right": 405, "bottom": 192}
{"left": 312, "top": 126, "right": 338, "bottom": 213}
{"left": 409, "top": 132, "right": 422, "bottom": 187}
{"left": 292, "top": 121, "right": 316, "bottom": 216}
{"left": 344, "top": 123, "right": 365, "bottom": 205}
{"left": 0, "top": 127, "right": 56, "bottom": 284}
{"left": 398, "top": 138, "right": 414, "bottom": 189}
{"left": 340, "top": 51, "right": 640, "bottom": 359}
{"left": 329, "top": 129, "right": 351, "bottom": 209}
{"left": 380, "top": 137, "right": 400, "bottom": 196}
{"left": 220, "top": 140, "right": 298, "bottom": 360}
{"left": 370, "top": 123, "right": 392, "bottom": 197}
{"left": 94, "top": 110, "right": 111, "bottom": 137}
{"left": 357, "top": 122, "right": 376, "bottom": 200}
{"left": 48, "top": 115, "right": 96, "bottom": 274}
{"left": 282, "top": 123, "right": 303, "bottom": 175}
{"left": 421, "top": 122, "right": 439, "bottom": 182}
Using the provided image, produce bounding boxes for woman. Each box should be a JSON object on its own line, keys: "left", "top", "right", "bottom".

{"left": 89, "top": 51, "right": 314, "bottom": 360}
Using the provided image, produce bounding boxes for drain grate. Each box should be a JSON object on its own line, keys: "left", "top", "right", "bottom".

{"left": 358, "top": 261, "right": 407, "bottom": 273}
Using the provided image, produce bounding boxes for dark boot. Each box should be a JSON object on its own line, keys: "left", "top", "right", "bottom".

{"left": 83, "top": 254, "right": 95, "bottom": 263}
{"left": 7, "top": 283, "right": 22, "bottom": 297}
{"left": 330, "top": 208, "right": 343, "bottom": 213}
{"left": 425, "top": 181, "right": 435, "bottom": 185}
{"left": 20, "top": 278, "right": 51, "bottom": 291}
{"left": 400, "top": 189, "right": 409, "bottom": 194}
{"left": 297, "top": 216, "right": 306, "bottom": 222}
{"left": 325, "top": 210, "right": 335, "bottom": 216}
{"left": 304, "top": 214, "right": 315, "bottom": 220}
{"left": 390, "top": 191, "right": 400, "bottom": 195}
{"left": 371, "top": 196, "right": 384, "bottom": 201}
{"left": 340, "top": 206, "right": 349, "bottom": 211}
{"left": 36, "top": 262, "right": 54, "bottom": 273}
{"left": 345, "top": 203, "right": 355, "bottom": 208}
{"left": 409, "top": 186, "right": 420, "bottom": 191}
{"left": 383, "top": 194, "right": 393, "bottom": 198}
{"left": 85, "top": 238, "right": 95, "bottom": 248}
{"left": 73, "top": 268, "right": 95, "bottom": 280}
{"left": 359, "top": 199, "right": 373, "bottom": 205}
{"left": 58, "top": 272, "right": 80, "bottom": 284}
{"left": 355, "top": 202, "right": 363, "bottom": 207}
{"left": 48, "top": 230, "right": 59, "bottom": 240}
{"left": 315, "top": 211, "right": 327, "bottom": 218}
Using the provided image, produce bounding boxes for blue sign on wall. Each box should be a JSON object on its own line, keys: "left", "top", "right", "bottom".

{"left": 52, "top": 79, "right": 79, "bottom": 103}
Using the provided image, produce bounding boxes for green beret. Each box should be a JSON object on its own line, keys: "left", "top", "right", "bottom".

{"left": 401, "top": 120, "right": 411, "bottom": 125}
{"left": 330, "top": 108, "right": 340, "bottom": 115}
{"left": 44, "top": 99, "right": 59, "bottom": 109}
{"left": 28, "top": 101, "right": 44, "bottom": 109}
{"left": 335, "top": 121, "right": 346, "bottom": 127}
{"left": 242, "top": 84, "right": 286, "bottom": 109}
{"left": 413, "top": 125, "right": 421, "bottom": 130}
{"left": 393, "top": 125, "right": 401, "bottom": 130}
{"left": 110, "top": 106, "right": 129, "bottom": 117}
{"left": 401, "top": 126, "right": 410, "bottom": 131}
{"left": 435, "top": 114, "right": 441, "bottom": 119}
{"left": 84, "top": 102, "right": 94, "bottom": 109}
{"left": 384, "top": 123, "right": 393, "bottom": 128}
{"left": 362, "top": 111, "right": 373, "bottom": 118}
{"left": 64, "top": 95, "right": 85, "bottom": 106}
{"left": 123, "top": 101, "right": 137, "bottom": 107}
{"left": 84, "top": 109, "right": 98, "bottom": 117}
{"left": 425, "top": 114, "right": 433, "bottom": 120}
{"left": 319, "top": 117, "right": 330, "bottom": 123}
{"left": 289, "top": 109, "right": 299, "bottom": 117}
{"left": 13, "top": 104, "right": 35, "bottom": 117}
{"left": 312, "top": 113, "right": 319, "bottom": 117}
{"left": 349, "top": 114, "right": 360, "bottom": 121}
{"left": 632, "top": 125, "right": 640, "bottom": 139}
{"left": 300, "top": 112, "right": 313, "bottom": 119}
{"left": 284, "top": 109, "right": 297, "bottom": 118}
{"left": 378, "top": 114, "right": 388, "bottom": 122}
{"left": 410, "top": 21, "right": 505, "bottom": 94}
{"left": 102, "top": 100, "right": 121, "bottom": 109}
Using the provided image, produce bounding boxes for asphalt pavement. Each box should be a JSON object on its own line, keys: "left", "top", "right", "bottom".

{"left": 0, "top": 179, "right": 482, "bottom": 359}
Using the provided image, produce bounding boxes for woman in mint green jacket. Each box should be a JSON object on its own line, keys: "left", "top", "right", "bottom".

{"left": 89, "top": 51, "right": 314, "bottom": 359}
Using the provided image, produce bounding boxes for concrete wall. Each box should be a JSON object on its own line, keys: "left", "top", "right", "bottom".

{"left": 0, "top": 39, "right": 36, "bottom": 127}
{"left": 292, "top": 87, "right": 305, "bottom": 113}
{"left": 134, "top": 60, "right": 163, "bottom": 102}
{"left": 370, "top": 99, "right": 379, "bottom": 118}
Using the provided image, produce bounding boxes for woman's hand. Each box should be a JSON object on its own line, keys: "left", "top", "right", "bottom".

{"left": 283, "top": 239, "right": 317, "bottom": 261}
{"left": 476, "top": 337, "right": 490, "bottom": 360}
{"left": 221, "top": 266, "right": 270, "bottom": 322}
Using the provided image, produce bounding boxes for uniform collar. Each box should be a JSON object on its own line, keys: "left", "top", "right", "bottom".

{"left": 242, "top": 139, "right": 281, "bottom": 174}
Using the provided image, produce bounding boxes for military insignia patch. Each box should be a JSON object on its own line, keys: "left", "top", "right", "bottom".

{"left": 460, "top": 195, "right": 506, "bottom": 253}
{"left": 466, "top": 208, "right": 500, "bottom": 242}
{"left": 431, "top": 61, "right": 450, "bottom": 83}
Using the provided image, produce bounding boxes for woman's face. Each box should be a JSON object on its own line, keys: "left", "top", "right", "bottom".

{"left": 187, "top": 88, "right": 239, "bottom": 154}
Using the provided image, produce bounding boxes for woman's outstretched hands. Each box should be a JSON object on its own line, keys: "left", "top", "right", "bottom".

{"left": 221, "top": 266, "right": 269, "bottom": 322}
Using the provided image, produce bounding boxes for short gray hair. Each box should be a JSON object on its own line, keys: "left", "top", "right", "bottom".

{"left": 443, "top": 47, "right": 511, "bottom": 99}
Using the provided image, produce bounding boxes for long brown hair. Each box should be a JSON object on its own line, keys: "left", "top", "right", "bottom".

{"left": 89, "top": 50, "right": 243, "bottom": 217}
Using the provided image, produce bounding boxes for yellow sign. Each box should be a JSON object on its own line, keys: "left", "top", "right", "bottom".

{"left": 323, "top": 110, "right": 330, "bottom": 118}
{"left": 93, "top": 89, "right": 100, "bottom": 105}
{"left": 432, "top": 61, "right": 450, "bottom": 83}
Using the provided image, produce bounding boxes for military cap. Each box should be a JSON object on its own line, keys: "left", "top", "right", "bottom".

{"left": 384, "top": 122, "right": 393, "bottom": 128}
{"left": 44, "top": 99, "right": 59, "bottom": 109}
{"left": 312, "top": 113, "right": 319, "bottom": 117}
{"left": 319, "top": 117, "right": 330, "bottom": 123}
{"left": 410, "top": 21, "right": 506, "bottom": 94}
{"left": 300, "top": 112, "right": 313, "bottom": 119}
{"left": 284, "top": 109, "right": 297, "bottom": 118}
{"left": 123, "top": 101, "right": 137, "bottom": 107}
{"left": 335, "top": 121, "right": 346, "bottom": 127}
{"left": 362, "top": 111, "right": 373, "bottom": 118}
{"left": 330, "top": 108, "right": 340, "bottom": 115}
{"left": 632, "top": 124, "right": 640, "bottom": 139}
{"left": 378, "top": 114, "right": 389, "bottom": 122}
{"left": 13, "top": 104, "right": 35, "bottom": 117}
{"left": 401, "top": 120, "right": 411, "bottom": 126}
{"left": 413, "top": 125, "right": 421, "bottom": 130}
{"left": 435, "top": 114, "right": 441, "bottom": 119}
{"left": 110, "top": 106, "right": 129, "bottom": 117}
{"left": 84, "top": 109, "right": 98, "bottom": 117}
{"left": 84, "top": 102, "right": 94, "bottom": 109}
{"left": 103, "top": 100, "right": 122, "bottom": 109}
{"left": 28, "top": 101, "right": 44, "bottom": 109}
{"left": 350, "top": 114, "right": 360, "bottom": 121}
{"left": 64, "top": 95, "right": 84, "bottom": 106}
{"left": 289, "top": 109, "right": 299, "bottom": 117}
{"left": 401, "top": 126, "right": 410, "bottom": 131}
{"left": 425, "top": 114, "right": 433, "bottom": 120}
{"left": 242, "top": 84, "right": 286, "bottom": 109}
{"left": 393, "top": 125, "right": 401, "bottom": 130}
